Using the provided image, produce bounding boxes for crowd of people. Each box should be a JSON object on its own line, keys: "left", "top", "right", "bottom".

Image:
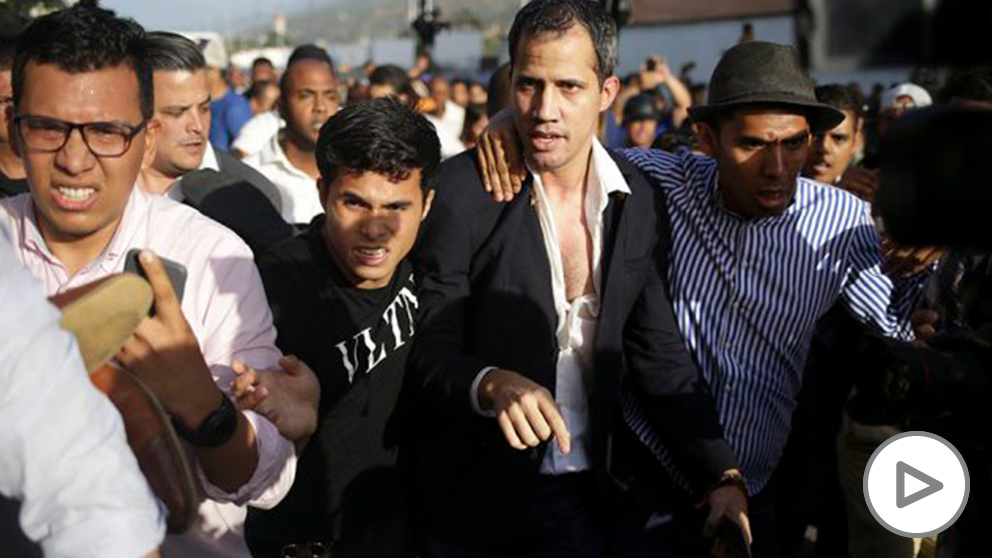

{"left": 1, "top": 1, "right": 990, "bottom": 558}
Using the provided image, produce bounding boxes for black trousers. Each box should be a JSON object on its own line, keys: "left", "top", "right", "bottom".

{"left": 418, "top": 472, "right": 605, "bottom": 558}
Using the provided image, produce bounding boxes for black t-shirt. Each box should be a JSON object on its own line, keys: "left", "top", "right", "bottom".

{"left": 247, "top": 216, "right": 417, "bottom": 558}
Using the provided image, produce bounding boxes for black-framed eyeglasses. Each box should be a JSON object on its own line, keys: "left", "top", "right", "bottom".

{"left": 13, "top": 114, "right": 148, "bottom": 158}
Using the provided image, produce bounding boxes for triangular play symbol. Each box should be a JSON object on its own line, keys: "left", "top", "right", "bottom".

{"left": 897, "top": 461, "right": 944, "bottom": 508}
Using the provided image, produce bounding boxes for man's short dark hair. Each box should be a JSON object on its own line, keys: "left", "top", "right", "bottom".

{"left": 144, "top": 31, "right": 205, "bottom": 73}
{"left": 941, "top": 68, "right": 992, "bottom": 105}
{"left": 369, "top": 64, "right": 419, "bottom": 105}
{"left": 246, "top": 79, "right": 277, "bottom": 102}
{"left": 815, "top": 84, "right": 865, "bottom": 124}
{"left": 252, "top": 56, "right": 274, "bottom": 69}
{"left": 507, "top": 0, "right": 618, "bottom": 85}
{"left": 316, "top": 98, "right": 440, "bottom": 194}
{"left": 280, "top": 44, "right": 334, "bottom": 93}
{"left": 13, "top": 4, "right": 152, "bottom": 119}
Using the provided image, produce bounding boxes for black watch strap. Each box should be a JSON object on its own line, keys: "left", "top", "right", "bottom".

{"left": 172, "top": 392, "right": 238, "bottom": 448}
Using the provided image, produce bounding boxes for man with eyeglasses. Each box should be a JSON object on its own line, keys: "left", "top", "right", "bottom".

{"left": 0, "top": 5, "right": 315, "bottom": 558}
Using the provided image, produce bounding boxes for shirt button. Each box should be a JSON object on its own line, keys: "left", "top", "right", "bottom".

{"left": 724, "top": 382, "right": 734, "bottom": 392}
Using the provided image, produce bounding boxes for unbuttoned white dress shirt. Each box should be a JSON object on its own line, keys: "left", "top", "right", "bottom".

{"left": 471, "top": 139, "right": 631, "bottom": 474}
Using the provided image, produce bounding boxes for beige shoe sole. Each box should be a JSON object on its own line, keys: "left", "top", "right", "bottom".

{"left": 54, "top": 274, "right": 154, "bottom": 373}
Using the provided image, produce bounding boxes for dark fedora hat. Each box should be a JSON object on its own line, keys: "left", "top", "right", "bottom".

{"left": 689, "top": 41, "right": 845, "bottom": 133}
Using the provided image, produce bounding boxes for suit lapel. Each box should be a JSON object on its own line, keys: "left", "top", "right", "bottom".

{"left": 600, "top": 189, "right": 629, "bottom": 305}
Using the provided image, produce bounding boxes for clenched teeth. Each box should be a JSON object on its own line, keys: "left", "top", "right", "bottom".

{"left": 57, "top": 187, "right": 95, "bottom": 201}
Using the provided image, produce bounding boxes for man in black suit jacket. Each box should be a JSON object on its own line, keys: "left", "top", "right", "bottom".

{"left": 408, "top": 1, "right": 748, "bottom": 557}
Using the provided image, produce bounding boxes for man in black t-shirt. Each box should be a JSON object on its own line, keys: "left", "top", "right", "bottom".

{"left": 246, "top": 98, "right": 439, "bottom": 558}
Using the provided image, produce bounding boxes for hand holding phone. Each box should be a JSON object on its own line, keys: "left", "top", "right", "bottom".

{"left": 124, "top": 248, "right": 187, "bottom": 315}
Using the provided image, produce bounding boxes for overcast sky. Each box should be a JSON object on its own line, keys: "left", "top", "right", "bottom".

{"left": 102, "top": 0, "right": 330, "bottom": 34}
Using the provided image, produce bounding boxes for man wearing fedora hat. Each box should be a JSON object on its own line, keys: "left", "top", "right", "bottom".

{"left": 479, "top": 40, "right": 930, "bottom": 557}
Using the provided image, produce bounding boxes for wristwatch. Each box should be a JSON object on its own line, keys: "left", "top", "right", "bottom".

{"left": 172, "top": 392, "right": 239, "bottom": 448}
{"left": 712, "top": 469, "right": 750, "bottom": 497}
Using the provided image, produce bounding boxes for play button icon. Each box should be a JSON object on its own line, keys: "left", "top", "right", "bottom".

{"left": 896, "top": 461, "right": 943, "bottom": 508}
{"left": 864, "top": 431, "right": 970, "bottom": 538}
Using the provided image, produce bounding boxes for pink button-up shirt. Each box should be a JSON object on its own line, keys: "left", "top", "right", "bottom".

{"left": 1, "top": 187, "right": 296, "bottom": 558}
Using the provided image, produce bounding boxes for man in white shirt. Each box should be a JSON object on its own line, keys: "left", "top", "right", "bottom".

{"left": 408, "top": 1, "right": 747, "bottom": 557}
{"left": 0, "top": 225, "right": 163, "bottom": 558}
{"left": 428, "top": 75, "right": 466, "bottom": 141}
{"left": 245, "top": 45, "right": 338, "bottom": 226}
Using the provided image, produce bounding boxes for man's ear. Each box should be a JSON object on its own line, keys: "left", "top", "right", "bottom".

{"left": 696, "top": 121, "right": 719, "bottom": 156}
{"left": 599, "top": 75, "right": 621, "bottom": 113}
{"left": 421, "top": 188, "right": 435, "bottom": 221}
{"left": 140, "top": 119, "right": 161, "bottom": 171}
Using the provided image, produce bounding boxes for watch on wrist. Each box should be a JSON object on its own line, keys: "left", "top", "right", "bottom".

{"left": 712, "top": 470, "right": 749, "bottom": 497}
{"left": 172, "top": 392, "right": 238, "bottom": 448}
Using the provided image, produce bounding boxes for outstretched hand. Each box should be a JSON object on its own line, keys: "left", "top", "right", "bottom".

{"left": 232, "top": 355, "right": 320, "bottom": 451}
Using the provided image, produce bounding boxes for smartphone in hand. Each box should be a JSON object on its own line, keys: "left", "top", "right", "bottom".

{"left": 124, "top": 249, "right": 187, "bottom": 315}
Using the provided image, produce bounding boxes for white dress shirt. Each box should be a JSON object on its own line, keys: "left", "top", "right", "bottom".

{"left": 0, "top": 224, "right": 165, "bottom": 558}
{"left": 425, "top": 113, "right": 467, "bottom": 161}
{"left": 243, "top": 132, "right": 323, "bottom": 225}
{"left": 471, "top": 139, "right": 631, "bottom": 474}
{"left": 1, "top": 189, "right": 297, "bottom": 558}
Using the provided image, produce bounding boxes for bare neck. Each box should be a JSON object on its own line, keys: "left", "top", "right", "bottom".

{"left": 280, "top": 132, "right": 320, "bottom": 179}
{"left": 36, "top": 207, "right": 122, "bottom": 277}
{"left": 534, "top": 144, "right": 593, "bottom": 202}
{"left": 0, "top": 140, "right": 25, "bottom": 180}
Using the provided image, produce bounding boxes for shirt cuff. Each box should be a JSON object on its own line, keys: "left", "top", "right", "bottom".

{"left": 470, "top": 366, "right": 498, "bottom": 418}
{"left": 198, "top": 409, "right": 296, "bottom": 508}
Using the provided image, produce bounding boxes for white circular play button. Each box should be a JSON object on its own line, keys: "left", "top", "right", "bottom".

{"left": 864, "top": 431, "right": 970, "bottom": 538}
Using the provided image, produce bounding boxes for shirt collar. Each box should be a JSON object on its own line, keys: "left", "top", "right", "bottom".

{"left": 19, "top": 185, "right": 145, "bottom": 272}
{"left": 258, "top": 130, "right": 312, "bottom": 179}
{"left": 528, "top": 137, "right": 631, "bottom": 197}
{"left": 590, "top": 137, "right": 632, "bottom": 197}
{"left": 199, "top": 143, "right": 220, "bottom": 172}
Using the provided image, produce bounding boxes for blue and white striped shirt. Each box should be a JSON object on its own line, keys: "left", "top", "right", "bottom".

{"left": 619, "top": 148, "right": 925, "bottom": 494}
